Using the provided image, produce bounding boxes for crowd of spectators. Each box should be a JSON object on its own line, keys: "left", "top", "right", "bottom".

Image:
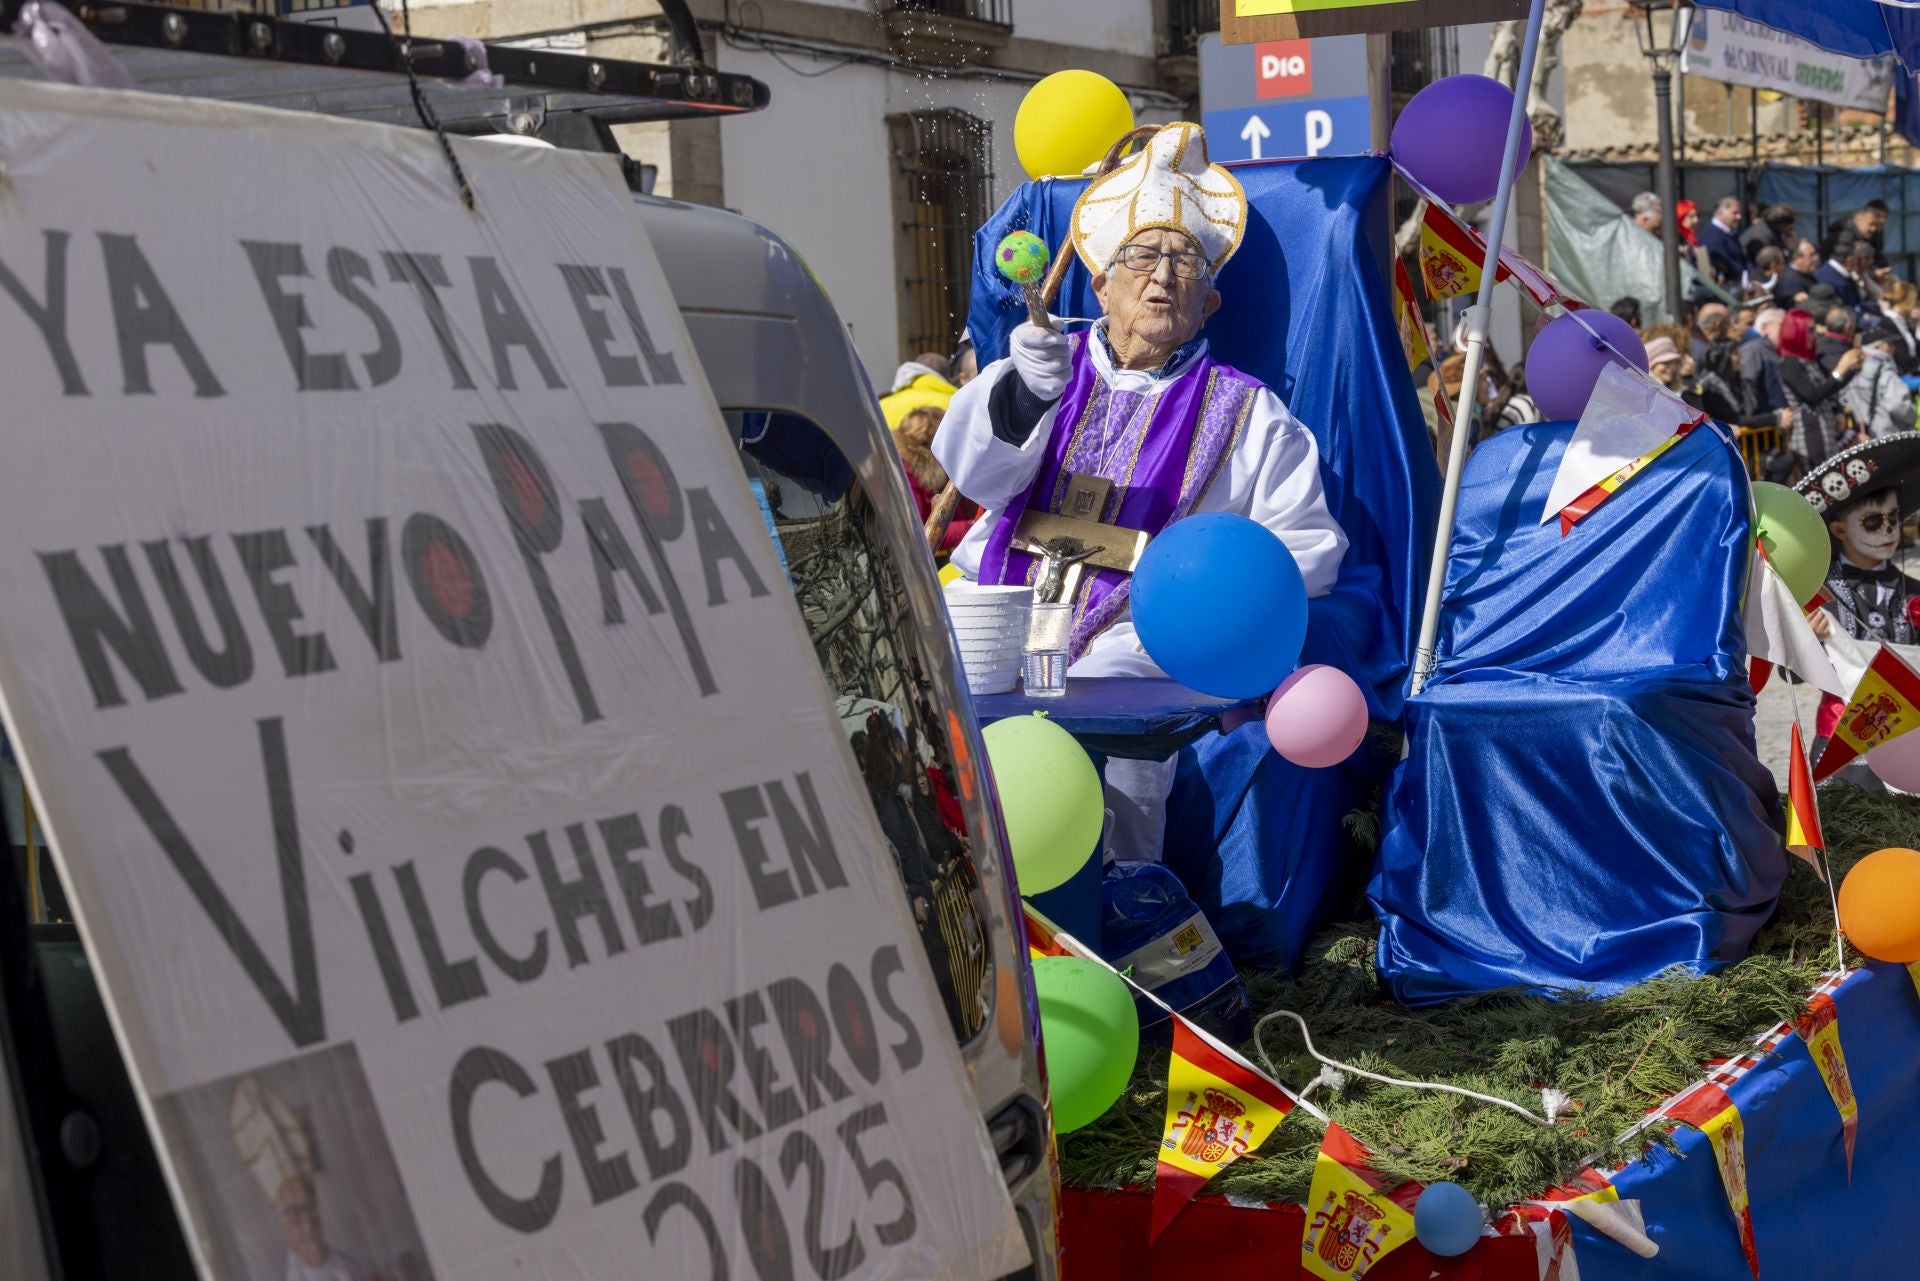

{"left": 1608, "top": 194, "right": 1920, "bottom": 480}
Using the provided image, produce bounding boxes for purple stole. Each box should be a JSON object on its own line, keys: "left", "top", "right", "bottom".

{"left": 978, "top": 336, "right": 1261, "bottom": 661}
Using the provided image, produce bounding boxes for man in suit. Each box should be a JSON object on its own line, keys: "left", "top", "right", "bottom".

{"left": 1776, "top": 238, "right": 1822, "bottom": 306}
{"left": 1698, "top": 196, "right": 1746, "bottom": 287}
{"left": 1816, "top": 238, "right": 1873, "bottom": 310}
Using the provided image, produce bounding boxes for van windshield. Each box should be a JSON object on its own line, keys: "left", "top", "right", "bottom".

{"left": 728, "top": 409, "right": 992, "bottom": 1046}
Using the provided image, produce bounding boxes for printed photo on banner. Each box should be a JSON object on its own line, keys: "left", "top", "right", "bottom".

{"left": 158, "top": 1044, "right": 431, "bottom": 1281}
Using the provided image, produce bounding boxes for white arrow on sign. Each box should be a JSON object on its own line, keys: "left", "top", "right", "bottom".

{"left": 1239, "top": 114, "right": 1270, "bottom": 160}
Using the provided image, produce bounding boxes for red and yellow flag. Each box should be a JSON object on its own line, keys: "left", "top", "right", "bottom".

{"left": 1150, "top": 1017, "right": 1297, "bottom": 1239}
{"left": 1392, "top": 257, "right": 1451, "bottom": 428}
{"left": 1793, "top": 993, "right": 1858, "bottom": 1177}
{"left": 1668, "top": 1084, "right": 1760, "bottom": 1278}
{"left": 1417, "top": 207, "right": 1484, "bottom": 301}
{"left": 1558, "top": 422, "right": 1699, "bottom": 535}
{"left": 1786, "top": 724, "right": 1826, "bottom": 874}
{"left": 1300, "top": 1123, "right": 1423, "bottom": 1280}
{"left": 1813, "top": 645, "right": 1920, "bottom": 780}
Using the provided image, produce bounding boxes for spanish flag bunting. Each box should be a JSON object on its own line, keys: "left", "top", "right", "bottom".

{"left": 1785, "top": 724, "right": 1826, "bottom": 876}
{"left": 1792, "top": 992, "right": 1858, "bottom": 1178}
{"left": 1301, "top": 1122, "right": 1422, "bottom": 1280}
{"left": 1557, "top": 423, "right": 1698, "bottom": 535}
{"left": 1025, "top": 906, "right": 1071, "bottom": 960}
{"left": 1150, "top": 1017, "right": 1297, "bottom": 1240}
{"left": 1667, "top": 1083, "right": 1760, "bottom": 1278}
{"left": 1392, "top": 257, "right": 1451, "bottom": 427}
{"left": 1811, "top": 644, "right": 1920, "bottom": 781}
{"left": 1406, "top": 182, "right": 1583, "bottom": 311}
{"left": 1417, "top": 206, "right": 1485, "bottom": 301}
{"left": 1392, "top": 257, "right": 1431, "bottom": 370}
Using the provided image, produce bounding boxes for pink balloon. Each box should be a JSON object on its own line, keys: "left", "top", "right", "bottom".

{"left": 1265, "top": 664, "right": 1368, "bottom": 769}
{"left": 1868, "top": 730, "right": 1920, "bottom": 792}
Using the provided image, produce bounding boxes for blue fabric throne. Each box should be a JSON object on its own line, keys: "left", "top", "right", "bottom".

{"left": 966, "top": 157, "right": 1440, "bottom": 970}
{"left": 1368, "top": 419, "right": 1786, "bottom": 1005}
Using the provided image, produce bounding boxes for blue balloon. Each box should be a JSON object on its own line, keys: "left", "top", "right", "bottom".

{"left": 1413, "top": 1181, "right": 1483, "bottom": 1258}
{"left": 1130, "top": 512, "right": 1307, "bottom": 699}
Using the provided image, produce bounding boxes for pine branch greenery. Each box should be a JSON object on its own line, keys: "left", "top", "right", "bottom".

{"left": 1057, "top": 783, "right": 1920, "bottom": 1207}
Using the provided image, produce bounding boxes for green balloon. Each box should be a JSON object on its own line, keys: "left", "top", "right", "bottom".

{"left": 1031, "top": 956, "right": 1139, "bottom": 1133}
{"left": 982, "top": 713, "right": 1102, "bottom": 895}
{"left": 1752, "top": 481, "right": 1832, "bottom": 605}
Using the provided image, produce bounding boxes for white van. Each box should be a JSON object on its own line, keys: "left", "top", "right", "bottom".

{"left": 0, "top": 14, "right": 1055, "bottom": 1279}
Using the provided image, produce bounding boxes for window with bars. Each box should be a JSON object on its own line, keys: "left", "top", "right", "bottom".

{"left": 887, "top": 109, "right": 994, "bottom": 365}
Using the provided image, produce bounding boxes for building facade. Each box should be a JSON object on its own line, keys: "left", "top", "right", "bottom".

{"left": 410, "top": 0, "right": 1200, "bottom": 385}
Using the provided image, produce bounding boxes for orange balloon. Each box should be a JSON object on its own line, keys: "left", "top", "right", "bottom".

{"left": 1838, "top": 847, "right": 1920, "bottom": 963}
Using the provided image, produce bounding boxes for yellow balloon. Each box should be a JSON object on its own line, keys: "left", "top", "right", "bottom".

{"left": 1015, "top": 70, "right": 1135, "bottom": 180}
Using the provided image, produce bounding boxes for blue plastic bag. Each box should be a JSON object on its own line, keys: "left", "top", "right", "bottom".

{"left": 1101, "top": 861, "right": 1251, "bottom": 1046}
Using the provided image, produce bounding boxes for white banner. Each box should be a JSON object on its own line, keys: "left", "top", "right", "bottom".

{"left": 1681, "top": 8, "right": 1894, "bottom": 114}
{"left": 0, "top": 80, "right": 1023, "bottom": 1281}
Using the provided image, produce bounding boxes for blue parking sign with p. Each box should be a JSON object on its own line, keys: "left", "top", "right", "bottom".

{"left": 1203, "top": 97, "right": 1370, "bottom": 163}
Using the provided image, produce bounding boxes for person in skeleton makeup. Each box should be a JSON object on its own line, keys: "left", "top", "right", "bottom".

{"left": 1808, "top": 486, "right": 1917, "bottom": 646}
{"left": 1798, "top": 437, "right": 1920, "bottom": 776}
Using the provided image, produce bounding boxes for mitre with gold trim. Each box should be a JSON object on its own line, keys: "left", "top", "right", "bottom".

{"left": 1070, "top": 122, "right": 1247, "bottom": 275}
{"left": 228, "top": 1074, "right": 315, "bottom": 1207}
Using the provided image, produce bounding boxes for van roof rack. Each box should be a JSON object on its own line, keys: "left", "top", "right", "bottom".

{"left": 0, "top": 0, "right": 768, "bottom": 142}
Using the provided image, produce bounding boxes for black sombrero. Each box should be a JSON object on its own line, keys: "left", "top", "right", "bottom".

{"left": 1793, "top": 432, "right": 1920, "bottom": 517}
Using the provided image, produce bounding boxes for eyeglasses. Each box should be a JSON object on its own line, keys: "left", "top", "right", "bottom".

{"left": 1858, "top": 511, "right": 1903, "bottom": 533}
{"left": 1111, "top": 244, "right": 1211, "bottom": 280}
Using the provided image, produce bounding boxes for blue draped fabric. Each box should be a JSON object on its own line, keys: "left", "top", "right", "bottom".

{"left": 1370, "top": 420, "right": 1785, "bottom": 1004}
{"left": 1570, "top": 965, "right": 1920, "bottom": 1279}
{"left": 967, "top": 157, "right": 1439, "bottom": 970}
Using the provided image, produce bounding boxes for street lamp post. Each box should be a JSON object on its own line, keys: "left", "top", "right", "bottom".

{"left": 1633, "top": 0, "right": 1692, "bottom": 322}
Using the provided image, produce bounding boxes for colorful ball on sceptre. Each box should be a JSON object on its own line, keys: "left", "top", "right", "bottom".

{"left": 996, "top": 230, "right": 1051, "bottom": 285}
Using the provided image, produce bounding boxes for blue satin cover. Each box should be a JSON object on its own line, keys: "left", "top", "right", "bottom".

{"left": 1573, "top": 965, "right": 1920, "bottom": 1279}
{"left": 1370, "top": 421, "right": 1785, "bottom": 1004}
{"left": 967, "top": 159, "right": 1440, "bottom": 971}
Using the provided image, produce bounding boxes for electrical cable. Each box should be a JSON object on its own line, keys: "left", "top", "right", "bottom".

{"left": 375, "top": 0, "right": 476, "bottom": 211}
{"left": 1254, "top": 1009, "right": 1568, "bottom": 1130}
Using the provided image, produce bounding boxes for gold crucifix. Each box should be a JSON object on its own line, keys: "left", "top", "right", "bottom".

{"left": 1013, "top": 473, "right": 1152, "bottom": 603}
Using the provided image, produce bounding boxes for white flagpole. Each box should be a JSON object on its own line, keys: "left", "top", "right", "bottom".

{"left": 1408, "top": 0, "right": 1549, "bottom": 698}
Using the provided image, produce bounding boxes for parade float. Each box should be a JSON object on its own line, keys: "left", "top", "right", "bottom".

{"left": 959, "top": 10, "right": 1920, "bottom": 1276}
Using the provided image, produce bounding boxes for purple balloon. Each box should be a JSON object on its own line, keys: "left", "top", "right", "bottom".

{"left": 1390, "top": 75, "right": 1533, "bottom": 205}
{"left": 1528, "top": 311, "right": 1649, "bottom": 422}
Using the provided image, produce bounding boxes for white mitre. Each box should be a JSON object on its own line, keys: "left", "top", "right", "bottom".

{"left": 1071, "top": 122, "right": 1248, "bottom": 274}
{"left": 229, "top": 1074, "right": 315, "bottom": 1206}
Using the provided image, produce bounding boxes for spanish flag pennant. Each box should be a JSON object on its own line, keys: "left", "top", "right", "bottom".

{"left": 1392, "top": 257, "right": 1451, "bottom": 428}
{"left": 1792, "top": 992, "right": 1859, "bottom": 1178}
{"left": 1150, "top": 1017, "right": 1297, "bottom": 1240}
{"left": 1558, "top": 421, "right": 1699, "bottom": 535}
{"left": 1812, "top": 644, "right": 1920, "bottom": 781}
{"left": 1024, "top": 907, "right": 1071, "bottom": 960}
{"left": 1392, "top": 257, "right": 1432, "bottom": 371}
{"left": 1668, "top": 1083, "right": 1760, "bottom": 1278}
{"left": 1785, "top": 724, "right": 1826, "bottom": 876}
{"left": 1300, "top": 1122, "right": 1423, "bottom": 1280}
{"left": 1417, "top": 207, "right": 1484, "bottom": 301}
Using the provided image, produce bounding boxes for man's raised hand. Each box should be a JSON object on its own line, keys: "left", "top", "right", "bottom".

{"left": 1010, "top": 321, "right": 1073, "bottom": 403}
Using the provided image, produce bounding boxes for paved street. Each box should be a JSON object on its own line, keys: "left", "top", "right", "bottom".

{"left": 1753, "top": 681, "right": 1799, "bottom": 790}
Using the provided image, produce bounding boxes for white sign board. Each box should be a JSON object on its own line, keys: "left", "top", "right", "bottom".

{"left": 1681, "top": 8, "right": 1894, "bottom": 114}
{"left": 0, "top": 79, "right": 1024, "bottom": 1281}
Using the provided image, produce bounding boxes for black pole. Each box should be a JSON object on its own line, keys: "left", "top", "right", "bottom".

{"left": 1654, "top": 64, "right": 1683, "bottom": 320}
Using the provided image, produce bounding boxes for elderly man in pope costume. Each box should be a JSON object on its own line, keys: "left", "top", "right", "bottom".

{"left": 935, "top": 122, "right": 1348, "bottom": 860}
